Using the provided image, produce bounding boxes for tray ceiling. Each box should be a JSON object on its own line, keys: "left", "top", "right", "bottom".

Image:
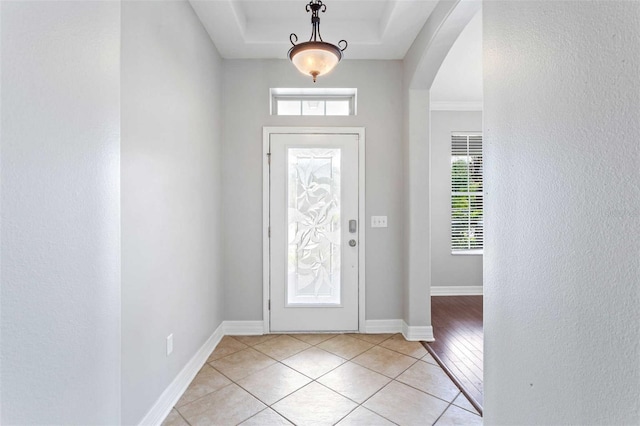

{"left": 189, "top": 0, "right": 439, "bottom": 60}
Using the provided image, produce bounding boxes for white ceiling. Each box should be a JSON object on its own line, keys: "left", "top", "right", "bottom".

{"left": 189, "top": 0, "right": 438, "bottom": 60}
{"left": 430, "top": 9, "right": 483, "bottom": 103}
{"left": 189, "top": 0, "right": 482, "bottom": 103}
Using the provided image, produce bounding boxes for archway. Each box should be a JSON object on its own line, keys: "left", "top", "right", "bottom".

{"left": 402, "top": 0, "right": 481, "bottom": 337}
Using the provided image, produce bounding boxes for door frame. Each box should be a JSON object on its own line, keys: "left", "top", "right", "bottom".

{"left": 262, "top": 127, "right": 366, "bottom": 334}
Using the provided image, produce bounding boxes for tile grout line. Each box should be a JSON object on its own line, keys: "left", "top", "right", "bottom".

{"left": 215, "top": 335, "right": 345, "bottom": 424}
{"left": 275, "top": 338, "right": 405, "bottom": 426}
{"left": 340, "top": 379, "right": 399, "bottom": 425}
{"left": 183, "top": 335, "right": 416, "bottom": 412}
{"left": 431, "top": 398, "right": 457, "bottom": 426}
{"left": 211, "top": 335, "right": 421, "bottom": 421}
{"left": 245, "top": 336, "right": 408, "bottom": 425}
{"left": 329, "top": 337, "right": 463, "bottom": 425}
{"left": 324, "top": 338, "right": 423, "bottom": 425}
{"left": 175, "top": 406, "right": 192, "bottom": 426}
{"left": 235, "top": 407, "right": 268, "bottom": 425}
{"left": 175, "top": 382, "right": 237, "bottom": 418}
{"left": 174, "top": 334, "right": 463, "bottom": 425}
{"left": 176, "top": 335, "right": 342, "bottom": 423}
{"left": 227, "top": 333, "right": 431, "bottom": 369}
{"left": 394, "top": 370, "right": 465, "bottom": 407}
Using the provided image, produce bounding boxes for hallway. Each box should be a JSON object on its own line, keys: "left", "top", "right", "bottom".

{"left": 162, "top": 334, "right": 482, "bottom": 425}
{"left": 3, "top": 1, "right": 639, "bottom": 424}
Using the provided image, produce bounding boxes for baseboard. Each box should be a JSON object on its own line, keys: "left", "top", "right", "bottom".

{"left": 402, "top": 321, "right": 435, "bottom": 342}
{"left": 139, "top": 322, "right": 225, "bottom": 426}
{"left": 364, "top": 319, "right": 403, "bottom": 334}
{"left": 223, "top": 320, "right": 265, "bottom": 335}
{"left": 431, "top": 286, "right": 483, "bottom": 296}
{"left": 363, "top": 319, "right": 434, "bottom": 342}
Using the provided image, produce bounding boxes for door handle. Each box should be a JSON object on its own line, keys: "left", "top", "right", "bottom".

{"left": 348, "top": 239, "right": 357, "bottom": 247}
{"left": 349, "top": 220, "right": 357, "bottom": 233}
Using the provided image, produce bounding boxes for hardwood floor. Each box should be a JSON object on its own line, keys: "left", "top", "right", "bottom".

{"left": 424, "top": 295, "right": 483, "bottom": 414}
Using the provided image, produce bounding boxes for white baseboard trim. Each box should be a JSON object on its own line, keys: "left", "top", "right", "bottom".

{"left": 139, "top": 322, "right": 225, "bottom": 426}
{"left": 431, "top": 285, "right": 483, "bottom": 296}
{"left": 223, "top": 320, "right": 265, "bottom": 336}
{"left": 364, "top": 319, "right": 403, "bottom": 334}
{"left": 402, "top": 321, "right": 435, "bottom": 342}
{"left": 364, "top": 319, "right": 434, "bottom": 342}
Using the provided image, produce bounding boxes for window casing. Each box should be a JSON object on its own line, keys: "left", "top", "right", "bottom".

{"left": 451, "top": 133, "right": 483, "bottom": 253}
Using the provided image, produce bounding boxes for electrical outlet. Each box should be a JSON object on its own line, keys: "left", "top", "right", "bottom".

{"left": 371, "top": 216, "right": 388, "bottom": 228}
{"left": 166, "top": 334, "right": 173, "bottom": 356}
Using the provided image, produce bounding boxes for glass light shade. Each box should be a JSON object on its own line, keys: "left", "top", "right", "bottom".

{"left": 288, "top": 41, "right": 342, "bottom": 82}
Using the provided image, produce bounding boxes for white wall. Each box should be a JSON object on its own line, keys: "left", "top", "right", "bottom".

{"left": 222, "top": 60, "right": 404, "bottom": 322}
{"left": 484, "top": 1, "right": 640, "bottom": 424}
{"left": 430, "top": 11, "right": 482, "bottom": 104}
{"left": 121, "top": 1, "right": 225, "bottom": 424}
{"left": 430, "top": 111, "right": 482, "bottom": 288}
{"left": 0, "top": 2, "right": 121, "bottom": 423}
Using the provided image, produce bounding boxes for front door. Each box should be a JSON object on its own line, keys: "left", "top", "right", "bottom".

{"left": 269, "top": 132, "right": 360, "bottom": 332}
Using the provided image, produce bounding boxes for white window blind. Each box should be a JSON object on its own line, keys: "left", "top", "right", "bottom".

{"left": 451, "top": 134, "right": 483, "bottom": 252}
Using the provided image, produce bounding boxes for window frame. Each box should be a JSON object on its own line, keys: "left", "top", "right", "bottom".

{"left": 270, "top": 88, "right": 357, "bottom": 116}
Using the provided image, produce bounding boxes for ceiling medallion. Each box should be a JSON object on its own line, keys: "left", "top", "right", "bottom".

{"left": 288, "top": 0, "right": 348, "bottom": 82}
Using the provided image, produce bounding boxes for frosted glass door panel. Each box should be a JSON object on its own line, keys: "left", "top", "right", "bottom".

{"left": 287, "top": 148, "right": 341, "bottom": 305}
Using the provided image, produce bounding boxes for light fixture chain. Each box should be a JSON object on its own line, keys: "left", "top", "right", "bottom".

{"left": 308, "top": 0, "right": 325, "bottom": 42}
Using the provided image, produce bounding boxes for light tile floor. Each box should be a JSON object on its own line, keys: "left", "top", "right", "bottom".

{"left": 163, "top": 333, "right": 482, "bottom": 426}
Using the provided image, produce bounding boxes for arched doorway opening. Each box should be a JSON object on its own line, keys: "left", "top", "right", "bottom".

{"left": 402, "top": 0, "right": 483, "bottom": 414}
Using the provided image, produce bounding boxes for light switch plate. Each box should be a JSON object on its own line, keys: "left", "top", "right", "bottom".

{"left": 371, "top": 216, "right": 388, "bottom": 228}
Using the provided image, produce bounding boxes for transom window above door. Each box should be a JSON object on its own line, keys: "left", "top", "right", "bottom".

{"left": 270, "top": 88, "right": 357, "bottom": 116}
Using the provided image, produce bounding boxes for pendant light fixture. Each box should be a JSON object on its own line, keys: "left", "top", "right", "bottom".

{"left": 288, "top": 0, "right": 347, "bottom": 82}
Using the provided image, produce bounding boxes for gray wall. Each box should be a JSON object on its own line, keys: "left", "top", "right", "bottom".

{"left": 484, "top": 1, "right": 640, "bottom": 424}
{"left": 402, "top": 89, "right": 432, "bottom": 326}
{"left": 430, "top": 111, "right": 482, "bottom": 288}
{"left": 121, "top": 2, "right": 225, "bottom": 424}
{"left": 0, "top": 2, "right": 121, "bottom": 423}
{"left": 222, "top": 59, "right": 404, "bottom": 322}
